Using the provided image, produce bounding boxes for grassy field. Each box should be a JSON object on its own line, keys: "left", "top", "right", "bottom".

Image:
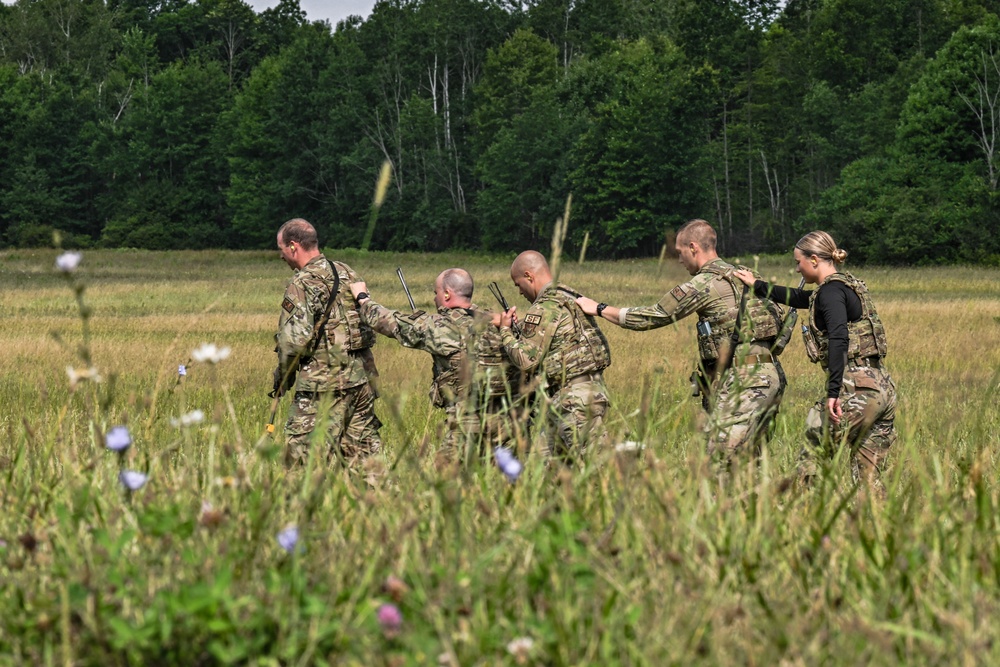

{"left": 1, "top": 247, "right": 999, "bottom": 666}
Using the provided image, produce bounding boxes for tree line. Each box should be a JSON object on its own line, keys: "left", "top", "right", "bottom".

{"left": 2, "top": 0, "right": 1000, "bottom": 263}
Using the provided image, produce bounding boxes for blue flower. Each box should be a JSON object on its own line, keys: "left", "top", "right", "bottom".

{"left": 178, "top": 364, "right": 187, "bottom": 377}
{"left": 494, "top": 447, "right": 522, "bottom": 483}
{"left": 105, "top": 426, "right": 132, "bottom": 452}
{"left": 277, "top": 525, "right": 301, "bottom": 553}
{"left": 119, "top": 470, "right": 148, "bottom": 491}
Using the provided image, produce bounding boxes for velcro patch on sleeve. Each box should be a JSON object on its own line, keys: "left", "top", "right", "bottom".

{"left": 524, "top": 314, "right": 542, "bottom": 326}
{"left": 282, "top": 297, "right": 296, "bottom": 313}
{"left": 669, "top": 285, "right": 689, "bottom": 301}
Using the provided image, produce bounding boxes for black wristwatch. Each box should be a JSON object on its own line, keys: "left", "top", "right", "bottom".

{"left": 596, "top": 303, "right": 608, "bottom": 318}
{"left": 354, "top": 291, "right": 370, "bottom": 304}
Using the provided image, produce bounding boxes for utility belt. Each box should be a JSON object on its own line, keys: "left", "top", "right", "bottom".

{"left": 848, "top": 355, "right": 882, "bottom": 369}
{"left": 293, "top": 385, "right": 361, "bottom": 401}
{"left": 690, "top": 352, "right": 775, "bottom": 398}
{"left": 734, "top": 352, "right": 773, "bottom": 367}
{"left": 546, "top": 371, "right": 603, "bottom": 397}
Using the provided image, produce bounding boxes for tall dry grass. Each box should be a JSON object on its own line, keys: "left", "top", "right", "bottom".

{"left": 1, "top": 248, "right": 999, "bottom": 665}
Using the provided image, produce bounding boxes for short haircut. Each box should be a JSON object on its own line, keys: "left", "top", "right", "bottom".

{"left": 440, "top": 268, "right": 473, "bottom": 299}
{"left": 511, "top": 250, "right": 549, "bottom": 276}
{"left": 676, "top": 219, "right": 717, "bottom": 252}
{"left": 278, "top": 218, "right": 318, "bottom": 250}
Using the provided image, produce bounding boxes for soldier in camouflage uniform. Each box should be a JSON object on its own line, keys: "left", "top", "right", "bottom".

{"left": 498, "top": 251, "right": 612, "bottom": 461}
{"left": 576, "top": 219, "right": 789, "bottom": 462}
{"left": 350, "top": 269, "right": 516, "bottom": 461}
{"left": 274, "top": 218, "right": 381, "bottom": 466}
{"left": 735, "top": 231, "right": 897, "bottom": 498}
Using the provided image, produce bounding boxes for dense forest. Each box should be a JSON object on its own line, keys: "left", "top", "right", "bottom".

{"left": 2, "top": 0, "right": 1000, "bottom": 262}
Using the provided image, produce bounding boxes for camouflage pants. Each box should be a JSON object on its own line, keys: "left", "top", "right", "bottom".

{"left": 802, "top": 365, "right": 897, "bottom": 497}
{"left": 705, "top": 359, "right": 786, "bottom": 461}
{"left": 542, "top": 374, "right": 610, "bottom": 461}
{"left": 285, "top": 383, "right": 382, "bottom": 466}
{"left": 441, "top": 396, "right": 515, "bottom": 464}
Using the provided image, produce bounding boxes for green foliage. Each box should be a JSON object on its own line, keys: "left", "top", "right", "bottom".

{"left": 814, "top": 13, "right": 1000, "bottom": 263}
{"left": 567, "top": 38, "right": 711, "bottom": 255}
{"left": 3, "top": 0, "right": 1000, "bottom": 258}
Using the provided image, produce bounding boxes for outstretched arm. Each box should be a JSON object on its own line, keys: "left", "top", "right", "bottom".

{"left": 733, "top": 270, "right": 810, "bottom": 308}
{"left": 576, "top": 296, "right": 623, "bottom": 326}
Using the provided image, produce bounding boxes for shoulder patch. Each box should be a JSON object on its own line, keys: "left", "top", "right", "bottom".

{"left": 669, "top": 285, "right": 689, "bottom": 301}
{"left": 524, "top": 313, "right": 542, "bottom": 326}
{"left": 282, "top": 297, "right": 295, "bottom": 313}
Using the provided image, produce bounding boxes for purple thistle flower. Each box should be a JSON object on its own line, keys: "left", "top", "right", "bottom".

{"left": 494, "top": 447, "right": 522, "bottom": 483}
{"left": 119, "top": 470, "right": 148, "bottom": 491}
{"left": 377, "top": 603, "right": 402, "bottom": 637}
{"left": 277, "top": 526, "right": 301, "bottom": 554}
{"left": 105, "top": 426, "right": 132, "bottom": 453}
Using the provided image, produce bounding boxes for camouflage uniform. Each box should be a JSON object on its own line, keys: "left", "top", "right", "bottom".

{"left": 801, "top": 272, "right": 896, "bottom": 495}
{"left": 277, "top": 256, "right": 381, "bottom": 465}
{"left": 618, "top": 259, "right": 788, "bottom": 460}
{"left": 500, "top": 283, "right": 611, "bottom": 459}
{"left": 359, "top": 299, "right": 516, "bottom": 459}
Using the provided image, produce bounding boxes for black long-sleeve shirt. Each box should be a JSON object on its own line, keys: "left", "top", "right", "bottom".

{"left": 753, "top": 278, "right": 862, "bottom": 398}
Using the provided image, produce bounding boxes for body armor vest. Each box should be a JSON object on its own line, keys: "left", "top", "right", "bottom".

{"left": 429, "top": 308, "right": 511, "bottom": 408}
{"left": 320, "top": 260, "right": 376, "bottom": 354}
{"left": 544, "top": 287, "right": 612, "bottom": 385}
{"left": 695, "top": 263, "right": 786, "bottom": 363}
{"left": 803, "top": 272, "right": 887, "bottom": 368}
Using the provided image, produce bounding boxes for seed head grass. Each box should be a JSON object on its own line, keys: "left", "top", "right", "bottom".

{"left": 0, "top": 248, "right": 998, "bottom": 664}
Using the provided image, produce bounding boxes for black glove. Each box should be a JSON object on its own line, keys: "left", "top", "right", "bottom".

{"left": 269, "top": 366, "right": 283, "bottom": 398}
{"left": 270, "top": 366, "right": 296, "bottom": 398}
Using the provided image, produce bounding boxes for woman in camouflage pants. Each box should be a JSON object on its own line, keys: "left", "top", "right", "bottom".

{"left": 734, "top": 231, "right": 897, "bottom": 498}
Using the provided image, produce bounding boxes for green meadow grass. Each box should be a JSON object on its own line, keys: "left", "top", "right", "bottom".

{"left": 1, "top": 248, "right": 999, "bottom": 666}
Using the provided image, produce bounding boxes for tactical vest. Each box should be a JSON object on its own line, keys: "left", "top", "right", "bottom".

{"left": 317, "top": 259, "right": 376, "bottom": 355}
{"left": 473, "top": 317, "right": 514, "bottom": 399}
{"left": 803, "top": 272, "right": 887, "bottom": 369}
{"left": 425, "top": 307, "right": 512, "bottom": 408}
{"left": 695, "top": 263, "right": 786, "bottom": 363}
{"left": 543, "top": 286, "right": 612, "bottom": 385}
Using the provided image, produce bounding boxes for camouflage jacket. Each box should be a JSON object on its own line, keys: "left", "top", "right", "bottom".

{"left": 619, "top": 259, "right": 784, "bottom": 363}
{"left": 276, "top": 256, "right": 373, "bottom": 393}
{"left": 359, "top": 300, "right": 511, "bottom": 408}
{"left": 500, "top": 282, "right": 611, "bottom": 388}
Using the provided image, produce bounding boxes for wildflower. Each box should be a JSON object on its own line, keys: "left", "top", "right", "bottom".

{"left": 191, "top": 343, "right": 231, "bottom": 364}
{"left": 506, "top": 637, "right": 534, "bottom": 664}
{"left": 494, "top": 447, "right": 522, "bottom": 483}
{"left": 66, "top": 366, "right": 102, "bottom": 390}
{"left": 615, "top": 440, "right": 645, "bottom": 454}
{"left": 377, "top": 603, "right": 402, "bottom": 638}
{"left": 277, "top": 525, "right": 300, "bottom": 554}
{"left": 382, "top": 575, "right": 409, "bottom": 603}
{"left": 199, "top": 501, "right": 225, "bottom": 528}
{"left": 178, "top": 364, "right": 187, "bottom": 377}
{"left": 170, "top": 409, "right": 205, "bottom": 428}
{"left": 55, "top": 251, "right": 82, "bottom": 273}
{"left": 105, "top": 426, "right": 132, "bottom": 453}
{"left": 119, "top": 470, "right": 148, "bottom": 491}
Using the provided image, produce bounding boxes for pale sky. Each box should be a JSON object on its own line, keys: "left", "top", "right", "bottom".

{"left": 0, "top": 0, "right": 377, "bottom": 28}
{"left": 248, "top": 0, "right": 377, "bottom": 26}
